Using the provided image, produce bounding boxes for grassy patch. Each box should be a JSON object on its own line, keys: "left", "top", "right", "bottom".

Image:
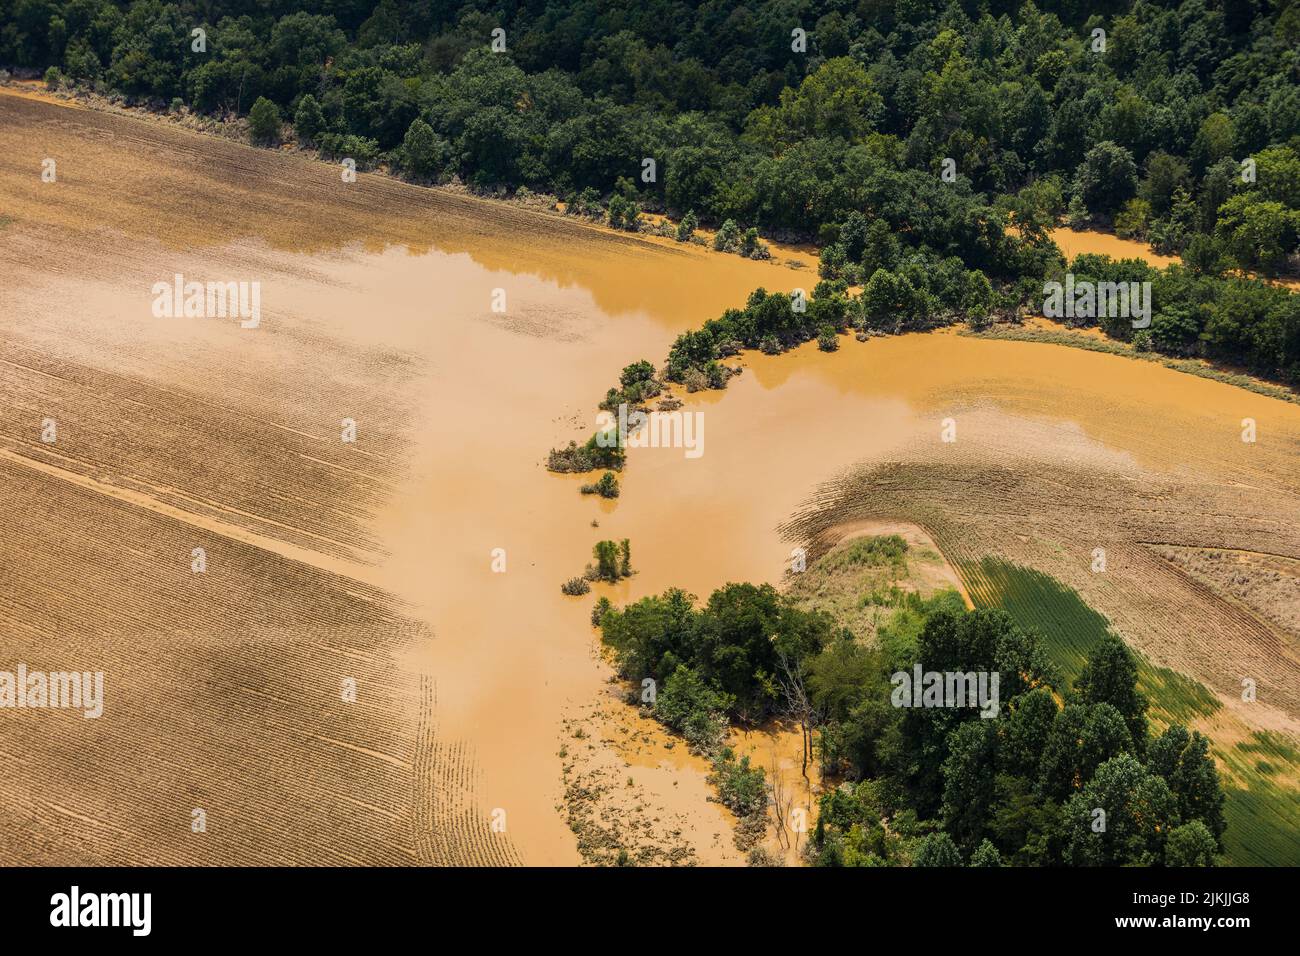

{"left": 787, "top": 533, "right": 955, "bottom": 644}
{"left": 822, "top": 534, "right": 909, "bottom": 571}
{"left": 958, "top": 557, "right": 1219, "bottom": 721}
{"left": 1219, "top": 731, "right": 1300, "bottom": 866}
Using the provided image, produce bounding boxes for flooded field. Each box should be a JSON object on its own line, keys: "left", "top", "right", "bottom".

{"left": 2, "top": 91, "right": 1297, "bottom": 865}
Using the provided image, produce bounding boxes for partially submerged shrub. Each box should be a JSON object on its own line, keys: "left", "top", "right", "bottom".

{"left": 600, "top": 360, "right": 662, "bottom": 411}
{"left": 547, "top": 430, "right": 626, "bottom": 473}
{"left": 561, "top": 577, "right": 591, "bottom": 596}
{"left": 607, "top": 193, "right": 641, "bottom": 231}
{"left": 739, "top": 227, "right": 770, "bottom": 259}
{"left": 566, "top": 186, "right": 603, "bottom": 219}
{"left": 681, "top": 367, "right": 709, "bottom": 392}
{"left": 654, "top": 665, "right": 731, "bottom": 753}
{"left": 710, "top": 747, "right": 768, "bottom": 817}
{"left": 580, "top": 471, "right": 620, "bottom": 498}
{"left": 748, "top": 846, "right": 785, "bottom": 867}
{"left": 592, "top": 539, "right": 632, "bottom": 582}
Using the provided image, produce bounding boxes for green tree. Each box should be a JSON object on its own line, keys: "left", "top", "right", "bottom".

{"left": 1140, "top": 152, "right": 1191, "bottom": 217}
{"left": 744, "top": 57, "right": 882, "bottom": 152}
{"left": 1149, "top": 307, "right": 1202, "bottom": 356}
{"left": 913, "top": 832, "right": 962, "bottom": 867}
{"left": 1038, "top": 702, "right": 1133, "bottom": 802}
{"left": 1147, "top": 725, "right": 1227, "bottom": 848}
{"left": 941, "top": 720, "right": 997, "bottom": 849}
{"left": 999, "top": 687, "right": 1058, "bottom": 778}
{"left": 1256, "top": 146, "right": 1300, "bottom": 209}
{"left": 1214, "top": 194, "right": 1300, "bottom": 276}
{"left": 655, "top": 664, "right": 730, "bottom": 751}
{"left": 1073, "top": 141, "right": 1138, "bottom": 217}
{"left": 969, "top": 839, "right": 1002, "bottom": 867}
{"left": 859, "top": 269, "right": 919, "bottom": 333}
{"left": 1165, "top": 820, "right": 1218, "bottom": 866}
{"left": 593, "top": 540, "right": 620, "bottom": 582}
{"left": 293, "top": 94, "right": 325, "bottom": 144}
{"left": 675, "top": 210, "right": 698, "bottom": 242}
{"left": 248, "top": 96, "right": 281, "bottom": 145}
{"left": 1184, "top": 234, "right": 1227, "bottom": 277}
{"left": 1075, "top": 633, "right": 1148, "bottom": 755}
{"left": 402, "top": 118, "right": 447, "bottom": 178}
{"left": 1191, "top": 113, "right": 1236, "bottom": 172}
{"left": 1062, "top": 754, "right": 1179, "bottom": 866}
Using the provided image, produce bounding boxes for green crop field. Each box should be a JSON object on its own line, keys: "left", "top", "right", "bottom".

{"left": 959, "top": 557, "right": 1300, "bottom": 866}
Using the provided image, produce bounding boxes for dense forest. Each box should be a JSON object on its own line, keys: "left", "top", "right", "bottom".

{"left": 597, "top": 566, "right": 1227, "bottom": 866}
{"left": 5, "top": 1, "right": 1299, "bottom": 380}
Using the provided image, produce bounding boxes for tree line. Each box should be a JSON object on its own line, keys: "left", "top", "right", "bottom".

{"left": 9, "top": 1, "right": 1299, "bottom": 382}
{"left": 596, "top": 568, "right": 1226, "bottom": 866}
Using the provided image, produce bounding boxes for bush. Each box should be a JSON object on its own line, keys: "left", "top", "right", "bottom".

{"left": 315, "top": 133, "right": 380, "bottom": 167}
{"left": 681, "top": 367, "right": 709, "bottom": 392}
{"left": 561, "top": 577, "right": 591, "bottom": 596}
{"left": 547, "top": 430, "right": 625, "bottom": 473}
{"left": 592, "top": 539, "right": 631, "bottom": 582}
{"left": 747, "top": 846, "right": 784, "bottom": 866}
{"left": 713, "top": 219, "right": 741, "bottom": 252}
{"left": 402, "top": 118, "right": 448, "bottom": 179}
{"left": 676, "top": 210, "right": 698, "bottom": 242}
{"left": 294, "top": 94, "right": 325, "bottom": 144}
{"left": 247, "top": 96, "right": 281, "bottom": 145}
{"left": 619, "top": 360, "right": 656, "bottom": 389}
{"left": 580, "top": 471, "right": 620, "bottom": 498}
{"left": 655, "top": 665, "right": 731, "bottom": 752}
{"left": 1114, "top": 198, "right": 1152, "bottom": 239}
{"left": 913, "top": 832, "right": 962, "bottom": 867}
{"left": 43, "top": 66, "right": 63, "bottom": 90}
{"left": 566, "top": 187, "right": 603, "bottom": 219}
{"left": 739, "top": 227, "right": 770, "bottom": 259}
{"left": 709, "top": 747, "right": 767, "bottom": 817}
{"left": 1165, "top": 820, "right": 1218, "bottom": 867}
{"left": 608, "top": 193, "right": 640, "bottom": 231}
{"left": 817, "top": 326, "right": 839, "bottom": 351}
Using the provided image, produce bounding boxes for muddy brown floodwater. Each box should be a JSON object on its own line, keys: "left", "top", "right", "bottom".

{"left": 2, "top": 91, "right": 1297, "bottom": 865}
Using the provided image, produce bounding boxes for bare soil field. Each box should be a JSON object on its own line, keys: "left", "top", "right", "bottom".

{"left": 1154, "top": 546, "right": 1300, "bottom": 643}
